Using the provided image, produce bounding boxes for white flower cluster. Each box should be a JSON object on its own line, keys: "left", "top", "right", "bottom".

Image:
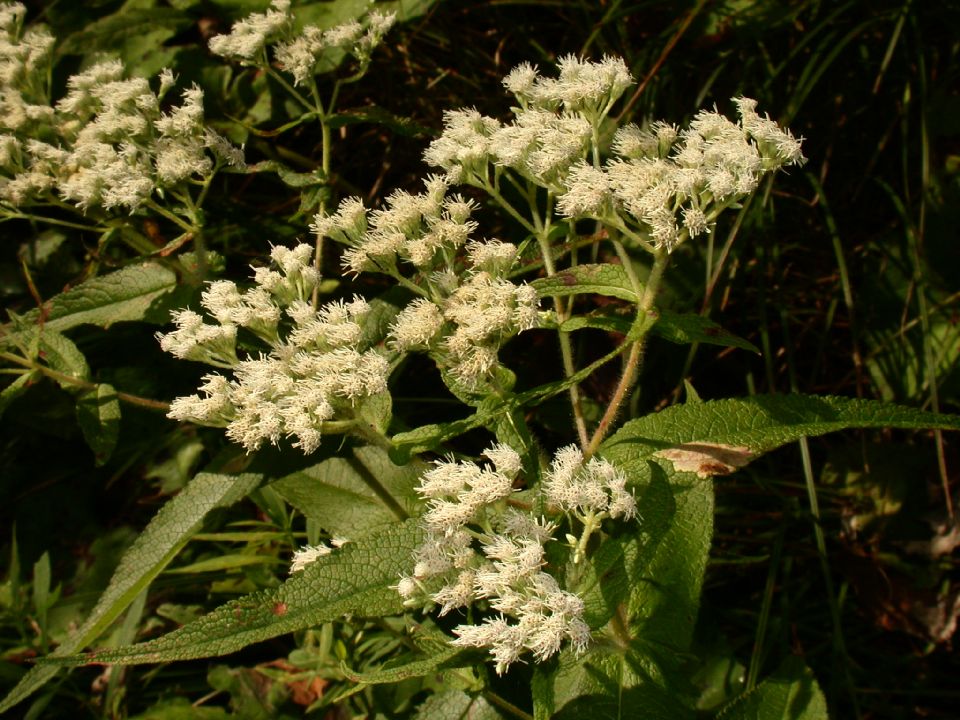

{"left": 316, "top": 178, "right": 540, "bottom": 389}
{"left": 543, "top": 445, "right": 636, "bottom": 520}
{"left": 398, "top": 442, "right": 635, "bottom": 674}
{"left": 0, "top": 9, "right": 243, "bottom": 212}
{"left": 315, "top": 175, "right": 466, "bottom": 275}
{"left": 423, "top": 55, "right": 804, "bottom": 252}
{"left": 160, "top": 244, "right": 390, "bottom": 454}
{"left": 558, "top": 97, "right": 805, "bottom": 250}
{"left": 424, "top": 56, "right": 631, "bottom": 187}
{"left": 0, "top": 2, "right": 53, "bottom": 128}
{"left": 210, "top": 0, "right": 396, "bottom": 86}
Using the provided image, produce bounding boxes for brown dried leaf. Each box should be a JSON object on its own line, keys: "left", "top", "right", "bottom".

{"left": 654, "top": 442, "right": 754, "bottom": 478}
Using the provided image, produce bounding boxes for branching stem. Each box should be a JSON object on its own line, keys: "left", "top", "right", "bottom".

{"left": 0, "top": 352, "right": 170, "bottom": 412}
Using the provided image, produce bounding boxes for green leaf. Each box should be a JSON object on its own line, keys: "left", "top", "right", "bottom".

{"left": 717, "top": 658, "right": 827, "bottom": 720}
{"left": 412, "top": 690, "right": 503, "bottom": 720}
{"left": 3, "top": 263, "right": 178, "bottom": 344}
{"left": 560, "top": 312, "right": 632, "bottom": 335}
{"left": 532, "top": 264, "right": 639, "bottom": 302}
{"left": 535, "top": 468, "right": 710, "bottom": 719}
{"left": 294, "top": 0, "right": 371, "bottom": 26}
{"left": 390, "top": 414, "right": 490, "bottom": 463}
{"left": 343, "top": 628, "right": 466, "bottom": 685}
{"left": 246, "top": 160, "right": 326, "bottom": 188}
{"left": 76, "top": 383, "right": 121, "bottom": 466}
{"left": 328, "top": 106, "right": 433, "bottom": 137}
{"left": 652, "top": 311, "right": 760, "bottom": 354}
{"left": 44, "top": 519, "right": 423, "bottom": 666}
{"left": 269, "top": 445, "right": 421, "bottom": 537}
{"left": 548, "top": 394, "right": 960, "bottom": 716}
{"left": 165, "top": 554, "right": 283, "bottom": 574}
{"left": 532, "top": 644, "right": 695, "bottom": 720}
{"left": 32, "top": 552, "right": 52, "bottom": 634}
{"left": 356, "top": 390, "right": 392, "bottom": 436}
{"left": 128, "top": 698, "right": 232, "bottom": 720}
{"left": 58, "top": 8, "right": 191, "bottom": 75}
{"left": 38, "top": 331, "right": 89, "bottom": 385}
{"left": 603, "top": 394, "right": 960, "bottom": 475}
{"left": 359, "top": 288, "right": 406, "bottom": 350}
{"left": 546, "top": 393, "right": 958, "bottom": 718}
{"left": 0, "top": 472, "right": 261, "bottom": 715}
{"left": 535, "top": 448, "right": 712, "bottom": 718}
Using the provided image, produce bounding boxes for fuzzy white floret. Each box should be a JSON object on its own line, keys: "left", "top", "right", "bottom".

{"left": 289, "top": 543, "right": 332, "bottom": 573}
{"left": 208, "top": 0, "right": 290, "bottom": 61}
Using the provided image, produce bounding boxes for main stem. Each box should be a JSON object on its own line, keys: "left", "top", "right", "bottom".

{"left": 585, "top": 248, "right": 669, "bottom": 458}
{"left": 0, "top": 352, "right": 170, "bottom": 412}
{"left": 532, "top": 194, "right": 590, "bottom": 450}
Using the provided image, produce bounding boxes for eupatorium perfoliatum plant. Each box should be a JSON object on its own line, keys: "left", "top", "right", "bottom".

{"left": 4, "top": 17, "right": 960, "bottom": 719}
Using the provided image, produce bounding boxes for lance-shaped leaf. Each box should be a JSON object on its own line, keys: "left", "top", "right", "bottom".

{"left": 597, "top": 395, "right": 960, "bottom": 648}
{"left": 43, "top": 519, "right": 423, "bottom": 666}
{"left": 603, "top": 394, "right": 960, "bottom": 473}
{"left": 38, "top": 331, "right": 89, "bottom": 384}
{"left": 269, "top": 445, "right": 422, "bottom": 537}
{"left": 343, "top": 627, "right": 468, "bottom": 686}
{"left": 532, "top": 643, "right": 696, "bottom": 720}
{"left": 717, "top": 658, "right": 827, "bottom": 720}
{"left": 532, "top": 264, "right": 640, "bottom": 302}
{"left": 413, "top": 690, "right": 503, "bottom": 720}
{"left": 651, "top": 311, "right": 760, "bottom": 354}
{"left": 2, "top": 263, "right": 177, "bottom": 347}
{"left": 76, "top": 383, "right": 121, "bottom": 466}
{"left": 0, "top": 472, "right": 261, "bottom": 715}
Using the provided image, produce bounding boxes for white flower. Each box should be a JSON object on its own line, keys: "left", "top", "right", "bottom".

{"left": 274, "top": 25, "right": 325, "bottom": 86}
{"left": 432, "top": 569, "right": 476, "bottom": 615}
{"left": 157, "top": 309, "right": 238, "bottom": 367}
{"left": 440, "top": 271, "right": 540, "bottom": 387}
{"left": 465, "top": 239, "right": 517, "bottom": 275}
{"left": 502, "top": 62, "right": 539, "bottom": 102}
{"left": 208, "top": 0, "right": 290, "bottom": 61}
{"left": 162, "top": 251, "right": 388, "bottom": 454}
{"left": 323, "top": 19, "right": 363, "bottom": 47}
{"left": 545, "top": 54, "right": 633, "bottom": 115}
{"left": 483, "top": 443, "right": 521, "bottom": 479}
{"left": 166, "top": 373, "right": 235, "bottom": 426}
{"left": 154, "top": 137, "right": 211, "bottom": 184}
{"left": 543, "top": 444, "right": 636, "bottom": 519}
{"left": 557, "top": 161, "right": 612, "bottom": 217}
{"left": 423, "top": 108, "right": 500, "bottom": 183}
{"left": 290, "top": 543, "right": 332, "bottom": 573}
{"left": 389, "top": 298, "right": 444, "bottom": 351}
{"left": 155, "top": 85, "right": 204, "bottom": 137}
{"left": 682, "top": 205, "right": 709, "bottom": 237}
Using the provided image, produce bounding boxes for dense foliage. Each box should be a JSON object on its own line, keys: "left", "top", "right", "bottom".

{"left": 1, "top": 1, "right": 958, "bottom": 718}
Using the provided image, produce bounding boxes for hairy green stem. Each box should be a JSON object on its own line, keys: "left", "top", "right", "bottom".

{"left": 585, "top": 249, "right": 668, "bottom": 458}
{"left": 483, "top": 691, "right": 534, "bottom": 720}
{"left": 532, "top": 193, "right": 590, "bottom": 449}
{"left": 0, "top": 352, "right": 170, "bottom": 412}
{"left": 265, "top": 65, "right": 314, "bottom": 114}
{"left": 2, "top": 212, "right": 107, "bottom": 234}
{"left": 483, "top": 177, "right": 539, "bottom": 236}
